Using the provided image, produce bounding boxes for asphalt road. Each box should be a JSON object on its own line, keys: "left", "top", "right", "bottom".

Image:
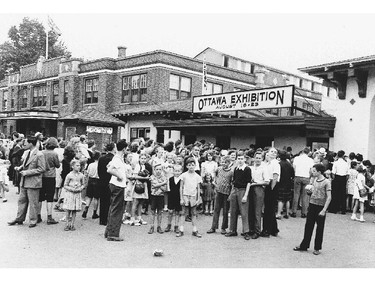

{"left": 1, "top": 187, "right": 374, "bottom": 268}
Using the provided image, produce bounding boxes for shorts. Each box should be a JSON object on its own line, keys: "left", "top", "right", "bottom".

{"left": 39, "top": 177, "right": 56, "bottom": 202}
{"left": 86, "top": 178, "right": 101, "bottom": 199}
{"left": 168, "top": 199, "right": 182, "bottom": 212}
{"left": 182, "top": 195, "right": 198, "bottom": 207}
{"left": 150, "top": 195, "right": 164, "bottom": 211}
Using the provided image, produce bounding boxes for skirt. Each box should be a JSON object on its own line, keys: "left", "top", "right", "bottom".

{"left": 63, "top": 190, "right": 82, "bottom": 211}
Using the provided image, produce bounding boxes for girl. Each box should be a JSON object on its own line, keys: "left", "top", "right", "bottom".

{"left": 82, "top": 151, "right": 101, "bottom": 219}
{"left": 351, "top": 166, "right": 370, "bottom": 222}
{"left": 346, "top": 161, "right": 358, "bottom": 212}
{"left": 62, "top": 159, "right": 85, "bottom": 231}
{"left": 149, "top": 164, "right": 168, "bottom": 234}
{"left": 201, "top": 173, "right": 215, "bottom": 215}
{"left": 201, "top": 151, "right": 218, "bottom": 181}
{"left": 165, "top": 165, "right": 183, "bottom": 233}
{"left": 122, "top": 152, "right": 134, "bottom": 224}
{"left": 0, "top": 159, "right": 10, "bottom": 202}
{"left": 162, "top": 152, "right": 174, "bottom": 211}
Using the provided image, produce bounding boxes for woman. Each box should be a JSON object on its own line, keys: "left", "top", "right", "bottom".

{"left": 276, "top": 151, "right": 294, "bottom": 219}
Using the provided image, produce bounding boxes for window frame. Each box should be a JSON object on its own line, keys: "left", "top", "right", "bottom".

{"left": 84, "top": 77, "right": 99, "bottom": 104}
{"left": 32, "top": 84, "right": 47, "bottom": 108}
{"left": 169, "top": 74, "right": 192, "bottom": 101}
{"left": 52, "top": 82, "right": 59, "bottom": 106}
{"left": 63, "top": 80, "right": 69, "bottom": 104}
{"left": 130, "top": 127, "right": 151, "bottom": 142}
{"left": 205, "top": 82, "right": 223, "bottom": 95}
{"left": 121, "top": 74, "right": 147, "bottom": 103}
{"left": 21, "top": 87, "right": 28, "bottom": 108}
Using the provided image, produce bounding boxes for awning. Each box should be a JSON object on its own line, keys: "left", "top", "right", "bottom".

{"left": 59, "top": 108, "right": 125, "bottom": 126}
{"left": 0, "top": 110, "right": 58, "bottom": 120}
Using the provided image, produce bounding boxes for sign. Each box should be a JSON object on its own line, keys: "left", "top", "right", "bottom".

{"left": 86, "top": 126, "right": 113, "bottom": 134}
{"left": 192, "top": 85, "right": 294, "bottom": 113}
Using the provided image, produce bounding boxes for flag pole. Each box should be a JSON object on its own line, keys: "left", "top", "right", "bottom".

{"left": 202, "top": 55, "right": 207, "bottom": 95}
{"left": 45, "top": 15, "right": 49, "bottom": 59}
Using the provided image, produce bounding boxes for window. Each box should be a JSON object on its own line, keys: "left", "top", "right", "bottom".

{"left": 205, "top": 82, "right": 223, "bottom": 95}
{"left": 21, "top": 88, "right": 27, "bottom": 108}
{"left": 52, "top": 82, "right": 59, "bottom": 106}
{"left": 85, "top": 78, "right": 98, "bottom": 104}
{"left": 130, "top": 127, "right": 150, "bottom": 141}
{"left": 250, "top": 64, "right": 255, "bottom": 74}
{"left": 169, "top": 74, "right": 192, "bottom": 100}
{"left": 223, "top": 56, "right": 229, "bottom": 67}
{"left": 10, "top": 90, "right": 14, "bottom": 108}
{"left": 32, "top": 85, "right": 46, "bottom": 107}
{"left": 299, "top": 79, "right": 303, "bottom": 88}
{"left": 311, "top": 82, "right": 315, "bottom": 91}
{"left": 122, "top": 74, "right": 147, "bottom": 103}
{"left": 2, "top": 91, "right": 8, "bottom": 110}
{"left": 63, "top": 80, "right": 69, "bottom": 104}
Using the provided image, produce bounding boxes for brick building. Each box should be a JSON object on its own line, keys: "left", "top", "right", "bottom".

{"left": 0, "top": 46, "right": 336, "bottom": 151}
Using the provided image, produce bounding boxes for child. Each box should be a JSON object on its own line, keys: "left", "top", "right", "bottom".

{"left": 122, "top": 152, "right": 134, "bottom": 225}
{"left": 0, "top": 159, "right": 10, "bottom": 202}
{"left": 82, "top": 151, "right": 101, "bottom": 219}
{"left": 149, "top": 164, "right": 168, "bottom": 234}
{"left": 346, "top": 161, "right": 358, "bottom": 212}
{"left": 177, "top": 157, "right": 203, "bottom": 238}
{"left": 201, "top": 151, "right": 218, "bottom": 181}
{"left": 62, "top": 159, "right": 85, "bottom": 231}
{"left": 293, "top": 163, "right": 331, "bottom": 255}
{"left": 201, "top": 173, "right": 216, "bottom": 215}
{"left": 351, "top": 166, "right": 370, "bottom": 222}
{"left": 162, "top": 152, "right": 174, "bottom": 211}
{"left": 165, "top": 165, "right": 183, "bottom": 233}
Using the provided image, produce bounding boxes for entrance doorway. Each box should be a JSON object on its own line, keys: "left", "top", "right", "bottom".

{"left": 256, "top": 136, "right": 274, "bottom": 149}
{"left": 216, "top": 135, "right": 230, "bottom": 149}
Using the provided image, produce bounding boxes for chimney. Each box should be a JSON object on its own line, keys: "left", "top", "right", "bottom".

{"left": 117, "top": 46, "right": 127, "bottom": 58}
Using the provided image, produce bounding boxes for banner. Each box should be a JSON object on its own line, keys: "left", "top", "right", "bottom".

{"left": 192, "top": 85, "right": 294, "bottom": 113}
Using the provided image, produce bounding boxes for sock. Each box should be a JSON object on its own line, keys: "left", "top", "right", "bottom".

{"left": 180, "top": 225, "right": 184, "bottom": 232}
{"left": 93, "top": 210, "right": 97, "bottom": 215}
{"left": 193, "top": 226, "right": 197, "bottom": 232}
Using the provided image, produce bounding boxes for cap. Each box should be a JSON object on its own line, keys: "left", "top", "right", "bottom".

{"left": 318, "top": 148, "right": 326, "bottom": 155}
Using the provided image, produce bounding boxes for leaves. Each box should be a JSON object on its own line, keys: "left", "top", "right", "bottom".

{"left": 0, "top": 17, "right": 71, "bottom": 80}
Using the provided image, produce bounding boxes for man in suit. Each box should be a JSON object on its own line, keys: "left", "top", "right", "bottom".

{"left": 8, "top": 136, "right": 46, "bottom": 228}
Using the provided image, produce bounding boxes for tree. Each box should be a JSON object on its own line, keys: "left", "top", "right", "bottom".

{"left": 0, "top": 17, "right": 71, "bottom": 80}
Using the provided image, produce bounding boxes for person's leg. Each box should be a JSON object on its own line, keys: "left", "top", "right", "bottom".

{"left": 314, "top": 206, "right": 326, "bottom": 251}
{"left": 277, "top": 201, "right": 283, "bottom": 218}
{"left": 329, "top": 179, "right": 338, "bottom": 212}
{"left": 262, "top": 185, "right": 271, "bottom": 234}
{"left": 106, "top": 184, "right": 125, "bottom": 238}
{"left": 65, "top": 210, "right": 71, "bottom": 229}
{"left": 28, "top": 188, "right": 40, "bottom": 225}
{"left": 238, "top": 188, "right": 249, "bottom": 234}
{"left": 100, "top": 182, "right": 111, "bottom": 225}
{"left": 71, "top": 211, "right": 77, "bottom": 229}
{"left": 291, "top": 178, "right": 301, "bottom": 215}
{"left": 301, "top": 177, "right": 310, "bottom": 217}
{"left": 229, "top": 189, "right": 238, "bottom": 233}
{"left": 191, "top": 205, "right": 200, "bottom": 234}
{"left": 285, "top": 201, "right": 290, "bottom": 217}
{"left": 248, "top": 186, "right": 255, "bottom": 233}
{"left": 211, "top": 192, "right": 222, "bottom": 230}
{"left": 359, "top": 201, "right": 365, "bottom": 221}
{"left": 92, "top": 198, "right": 99, "bottom": 218}
{"left": 130, "top": 198, "right": 138, "bottom": 224}
{"left": 136, "top": 199, "right": 143, "bottom": 222}
{"left": 254, "top": 186, "right": 265, "bottom": 235}
{"left": 15, "top": 187, "right": 29, "bottom": 222}
{"left": 300, "top": 204, "right": 317, "bottom": 249}
{"left": 269, "top": 186, "right": 279, "bottom": 234}
{"left": 222, "top": 194, "right": 229, "bottom": 231}
{"left": 166, "top": 210, "right": 173, "bottom": 231}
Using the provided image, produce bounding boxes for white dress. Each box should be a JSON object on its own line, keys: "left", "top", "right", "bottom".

{"left": 353, "top": 173, "right": 367, "bottom": 202}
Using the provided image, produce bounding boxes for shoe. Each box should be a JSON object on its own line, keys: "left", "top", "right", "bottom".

{"left": 3, "top": 199, "right": 7, "bottom": 203}
{"left": 293, "top": 246, "right": 307, "bottom": 252}
{"left": 313, "top": 250, "right": 321, "bottom": 255}
{"left": 165, "top": 224, "right": 171, "bottom": 232}
{"left": 209, "top": 212, "right": 213, "bottom": 216}
{"left": 174, "top": 226, "right": 179, "bottom": 233}
{"left": 359, "top": 217, "right": 365, "bottom": 222}
{"left": 301, "top": 214, "right": 307, "bottom": 218}
{"left": 64, "top": 225, "right": 70, "bottom": 231}
{"left": 60, "top": 216, "right": 66, "bottom": 222}
{"left": 283, "top": 214, "right": 289, "bottom": 219}
{"left": 134, "top": 221, "right": 141, "bottom": 226}
{"left": 351, "top": 214, "right": 358, "bottom": 221}
{"left": 251, "top": 233, "right": 260, "bottom": 239}
{"left": 204, "top": 211, "right": 209, "bottom": 216}
{"left": 139, "top": 219, "right": 147, "bottom": 225}
{"left": 225, "top": 231, "right": 238, "bottom": 237}
{"left": 70, "top": 226, "right": 76, "bottom": 231}
{"left": 221, "top": 229, "right": 227, "bottom": 235}
{"left": 122, "top": 219, "right": 132, "bottom": 225}
{"left": 276, "top": 215, "right": 281, "bottom": 220}
{"left": 290, "top": 213, "right": 296, "bottom": 218}
{"left": 341, "top": 211, "right": 346, "bottom": 215}
{"left": 185, "top": 216, "right": 192, "bottom": 222}
{"left": 104, "top": 232, "right": 108, "bottom": 238}
{"left": 37, "top": 217, "right": 42, "bottom": 224}
{"left": 207, "top": 228, "right": 216, "bottom": 234}
{"left": 244, "top": 233, "right": 251, "bottom": 240}
{"left": 192, "top": 231, "right": 202, "bottom": 238}
{"left": 82, "top": 211, "right": 87, "bottom": 219}
{"left": 260, "top": 231, "right": 270, "bottom": 238}
{"left": 47, "top": 218, "right": 59, "bottom": 225}
{"left": 29, "top": 224, "right": 37, "bottom": 228}
{"left": 270, "top": 232, "right": 279, "bottom": 237}
{"left": 107, "top": 236, "right": 124, "bottom": 241}
{"left": 157, "top": 226, "right": 164, "bottom": 234}
{"left": 8, "top": 220, "right": 23, "bottom": 226}
{"left": 92, "top": 213, "right": 99, "bottom": 219}
{"left": 176, "top": 231, "right": 184, "bottom": 237}
{"left": 148, "top": 226, "right": 154, "bottom": 234}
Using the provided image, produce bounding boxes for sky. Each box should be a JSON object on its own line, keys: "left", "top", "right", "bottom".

{"left": 1, "top": 1, "right": 375, "bottom": 78}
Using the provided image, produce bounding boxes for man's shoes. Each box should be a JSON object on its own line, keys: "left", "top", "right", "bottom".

{"left": 47, "top": 218, "right": 59, "bottom": 225}
{"left": 220, "top": 229, "right": 227, "bottom": 235}
{"left": 290, "top": 213, "right": 296, "bottom": 218}
{"left": 270, "top": 232, "right": 278, "bottom": 237}
{"left": 165, "top": 224, "right": 171, "bottom": 232}
{"left": 185, "top": 216, "right": 192, "bottom": 222}
{"left": 107, "top": 236, "right": 124, "bottom": 242}
{"left": 283, "top": 214, "right": 289, "bottom": 219}
{"left": 29, "top": 224, "right": 37, "bottom": 228}
{"left": 3, "top": 199, "right": 7, "bottom": 203}
{"left": 301, "top": 214, "right": 307, "bottom": 218}
{"left": 176, "top": 231, "right": 184, "bottom": 237}
{"left": 260, "top": 231, "right": 270, "bottom": 238}
{"left": 192, "top": 231, "right": 202, "bottom": 238}
{"left": 92, "top": 213, "right": 99, "bottom": 219}
{"left": 8, "top": 220, "right": 23, "bottom": 226}
{"left": 70, "top": 226, "right": 76, "bottom": 231}
{"left": 207, "top": 228, "right": 216, "bottom": 234}
{"left": 174, "top": 226, "right": 179, "bottom": 233}
{"left": 293, "top": 246, "right": 307, "bottom": 251}
{"left": 82, "top": 211, "right": 87, "bottom": 219}
{"left": 157, "top": 226, "right": 164, "bottom": 234}
{"left": 64, "top": 225, "right": 70, "bottom": 231}
{"left": 225, "top": 231, "right": 238, "bottom": 237}
{"left": 37, "top": 216, "right": 42, "bottom": 223}
{"left": 148, "top": 226, "right": 154, "bottom": 234}
{"left": 244, "top": 233, "right": 251, "bottom": 240}
{"left": 251, "top": 233, "right": 260, "bottom": 239}
{"left": 341, "top": 211, "right": 346, "bottom": 215}
{"left": 313, "top": 250, "right": 321, "bottom": 255}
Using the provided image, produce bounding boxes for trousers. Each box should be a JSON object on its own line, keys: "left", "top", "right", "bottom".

{"left": 105, "top": 184, "right": 125, "bottom": 238}
{"left": 331, "top": 175, "right": 347, "bottom": 213}
{"left": 292, "top": 176, "right": 310, "bottom": 215}
{"left": 99, "top": 180, "right": 111, "bottom": 225}
{"left": 300, "top": 203, "right": 326, "bottom": 250}
{"left": 248, "top": 185, "right": 265, "bottom": 234}
{"left": 229, "top": 188, "right": 249, "bottom": 233}
{"left": 211, "top": 192, "right": 229, "bottom": 230}
{"left": 15, "top": 187, "right": 40, "bottom": 224}
{"left": 262, "top": 184, "right": 278, "bottom": 234}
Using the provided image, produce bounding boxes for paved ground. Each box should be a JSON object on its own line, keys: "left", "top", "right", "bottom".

{"left": 1, "top": 187, "right": 374, "bottom": 268}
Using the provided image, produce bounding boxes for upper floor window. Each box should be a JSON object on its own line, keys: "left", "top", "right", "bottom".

{"left": 223, "top": 56, "right": 229, "bottom": 67}
{"left": 52, "top": 82, "right": 59, "bottom": 106}
{"left": 32, "top": 85, "right": 47, "bottom": 107}
{"left": 169, "top": 74, "right": 191, "bottom": 100}
{"left": 10, "top": 89, "right": 14, "bottom": 109}
{"left": 2, "top": 91, "right": 8, "bottom": 111}
{"left": 122, "top": 74, "right": 147, "bottom": 103}
{"left": 299, "top": 79, "right": 303, "bottom": 88}
{"left": 63, "top": 80, "right": 69, "bottom": 104}
{"left": 205, "top": 82, "right": 223, "bottom": 95}
{"left": 21, "top": 88, "right": 27, "bottom": 108}
{"left": 85, "top": 78, "right": 98, "bottom": 104}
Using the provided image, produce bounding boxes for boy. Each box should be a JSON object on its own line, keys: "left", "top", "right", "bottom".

{"left": 165, "top": 165, "right": 183, "bottom": 233}
{"left": 177, "top": 157, "right": 202, "bottom": 238}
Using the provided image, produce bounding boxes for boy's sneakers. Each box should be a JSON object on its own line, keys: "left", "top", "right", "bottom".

{"left": 176, "top": 231, "right": 184, "bottom": 237}
{"left": 350, "top": 214, "right": 358, "bottom": 221}
{"left": 359, "top": 216, "right": 365, "bottom": 222}
{"left": 92, "top": 213, "right": 99, "bottom": 219}
{"left": 134, "top": 221, "right": 141, "bottom": 226}
{"left": 148, "top": 226, "right": 154, "bottom": 234}
{"left": 165, "top": 224, "right": 171, "bottom": 232}
{"left": 192, "top": 231, "right": 202, "bottom": 238}
{"left": 174, "top": 225, "right": 179, "bottom": 233}
{"left": 2, "top": 198, "right": 7, "bottom": 203}
{"left": 157, "top": 226, "right": 164, "bottom": 234}
{"left": 47, "top": 218, "right": 59, "bottom": 225}
{"left": 123, "top": 219, "right": 132, "bottom": 225}
{"left": 82, "top": 210, "right": 88, "bottom": 219}
{"left": 207, "top": 228, "right": 215, "bottom": 234}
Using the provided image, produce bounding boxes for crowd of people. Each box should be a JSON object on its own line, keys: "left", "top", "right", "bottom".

{"left": 1, "top": 131, "right": 375, "bottom": 254}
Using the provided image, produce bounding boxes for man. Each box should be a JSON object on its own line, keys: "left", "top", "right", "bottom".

{"left": 331, "top": 150, "right": 349, "bottom": 214}
{"left": 248, "top": 151, "right": 269, "bottom": 239}
{"left": 261, "top": 148, "right": 280, "bottom": 237}
{"left": 104, "top": 139, "right": 128, "bottom": 241}
{"left": 34, "top": 132, "right": 44, "bottom": 150}
{"left": 98, "top": 142, "right": 116, "bottom": 225}
{"left": 225, "top": 151, "right": 252, "bottom": 240}
{"left": 291, "top": 147, "right": 314, "bottom": 218}
{"left": 8, "top": 136, "right": 46, "bottom": 228}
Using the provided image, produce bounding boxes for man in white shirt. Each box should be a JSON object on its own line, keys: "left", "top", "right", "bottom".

{"left": 291, "top": 147, "right": 314, "bottom": 218}
{"left": 104, "top": 139, "right": 128, "bottom": 241}
{"left": 331, "top": 150, "right": 349, "bottom": 214}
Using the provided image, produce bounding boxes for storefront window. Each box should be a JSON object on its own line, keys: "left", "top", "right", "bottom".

{"left": 130, "top": 127, "right": 150, "bottom": 141}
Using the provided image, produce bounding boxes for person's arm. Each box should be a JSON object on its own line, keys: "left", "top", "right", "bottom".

{"left": 63, "top": 175, "right": 74, "bottom": 192}
{"left": 242, "top": 182, "right": 251, "bottom": 203}
{"left": 54, "top": 154, "right": 61, "bottom": 169}
{"left": 20, "top": 153, "right": 46, "bottom": 176}
{"left": 107, "top": 159, "right": 123, "bottom": 181}
{"left": 179, "top": 177, "right": 185, "bottom": 205}
{"left": 319, "top": 183, "right": 332, "bottom": 216}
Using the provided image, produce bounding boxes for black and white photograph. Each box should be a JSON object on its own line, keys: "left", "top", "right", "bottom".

{"left": 1, "top": 0, "right": 375, "bottom": 273}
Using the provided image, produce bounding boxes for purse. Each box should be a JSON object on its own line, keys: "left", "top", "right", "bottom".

{"left": 359, "top": 188, "right": 367, "bottom": 197}
{"left": 134, "top": 180, "right": 145, "bottom": 194}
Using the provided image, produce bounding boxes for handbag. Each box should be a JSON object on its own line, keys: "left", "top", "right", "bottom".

{"left": 133, "top": 180, "right": 145, "bottom": 194}
{"left": 359, "top": 188, "right": 367, "bottom": 197}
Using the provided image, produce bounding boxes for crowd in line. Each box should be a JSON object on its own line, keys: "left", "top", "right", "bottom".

{"left": 1, "top": 131, "right": 374, "bottom": 254}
